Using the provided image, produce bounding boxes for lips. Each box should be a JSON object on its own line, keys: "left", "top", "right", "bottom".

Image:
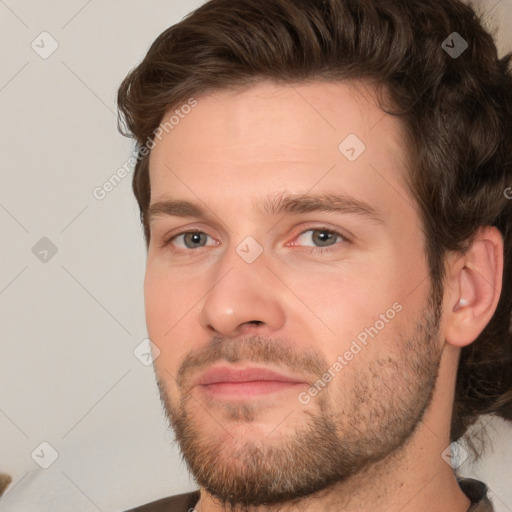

{"left": 191, "top": 365, "right": 309, "bottom": 399}
{"left": 193, "top": 365, "right": 307, "bottom": 387}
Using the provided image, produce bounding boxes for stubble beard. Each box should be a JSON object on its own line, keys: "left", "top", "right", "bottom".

{"left": 156, "top": 293, "right": 443, "bottom": 509}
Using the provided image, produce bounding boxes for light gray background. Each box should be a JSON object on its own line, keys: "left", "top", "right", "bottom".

{"left": 0, "top": 1, "right": 511, "bottom": 511}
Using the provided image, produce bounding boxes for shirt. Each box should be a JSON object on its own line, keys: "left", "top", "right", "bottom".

{"left": 124, "top": 477, "right": 494, "bottom": 511}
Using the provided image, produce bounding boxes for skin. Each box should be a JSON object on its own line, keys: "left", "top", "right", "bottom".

{"left": 144, "top": 81, "right": 503, "bottom": 512}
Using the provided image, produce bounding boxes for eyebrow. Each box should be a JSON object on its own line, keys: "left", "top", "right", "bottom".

{"left": 147, "top": 192, "right": 384, "bottom": 225}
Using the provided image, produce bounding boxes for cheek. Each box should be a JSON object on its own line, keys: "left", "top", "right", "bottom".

{"left": 143, "top": 266, "right": 192, "bottom": 350}
{"left": 144, "top": 259, "right": 202, "bottom": 326}
{"left": 280, "top": 248, "right": 426, "bottom": 363}
{"left": 144, "top": 268, "right": 169, "bottom": 338}
{"left": 300, "top": 277, "right": 371, "bottom": 341}
{"left": 280, "top": 257, "right": 399, "bottom": 338}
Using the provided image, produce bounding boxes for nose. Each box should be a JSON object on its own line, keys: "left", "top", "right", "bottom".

{"left": 199, "top": 248, "right": 286, "bottom": 337}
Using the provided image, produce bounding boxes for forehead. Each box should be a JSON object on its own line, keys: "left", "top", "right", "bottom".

{"left": 148, "top": 80, "right": 411, "bottom": 213}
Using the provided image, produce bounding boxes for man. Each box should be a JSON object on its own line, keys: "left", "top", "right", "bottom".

{"left": 117, "top": 0, "right": 512, "bottom": 510}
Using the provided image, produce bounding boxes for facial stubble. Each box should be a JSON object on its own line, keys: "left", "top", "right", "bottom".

{"left": 155, "top": 295, "right": 442, "bottom": 509}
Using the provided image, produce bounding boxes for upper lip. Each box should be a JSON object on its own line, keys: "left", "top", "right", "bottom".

{"left": 193, "top": 364, "right": 308, "bottom": 387}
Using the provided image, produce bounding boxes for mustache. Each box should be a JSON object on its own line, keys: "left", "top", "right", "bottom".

{"left": 176, "top": 335, "right": 329, "bottom": 390}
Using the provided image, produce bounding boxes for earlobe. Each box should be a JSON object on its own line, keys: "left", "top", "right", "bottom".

{"left": 444, "top": 226, "right": 504, "bottom": 348}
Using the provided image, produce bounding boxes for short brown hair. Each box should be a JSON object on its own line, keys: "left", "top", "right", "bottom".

{"left": 117, "top": 0, "right": 512, "bottom": 447}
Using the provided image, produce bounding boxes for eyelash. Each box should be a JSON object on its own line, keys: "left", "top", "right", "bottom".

{"left": 161, "top": 227, "right": 348, "bottom": 254}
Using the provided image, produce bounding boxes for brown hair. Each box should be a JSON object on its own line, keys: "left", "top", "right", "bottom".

{"left": 117, "top": 0, "right": 512, "bottom": 447}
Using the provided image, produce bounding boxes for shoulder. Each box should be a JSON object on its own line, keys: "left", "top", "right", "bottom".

{"left": 124, "top": 481, "right": 494, "bottom": 512}
{"left": 457, "top": 477, "right": 494, "bottom": 512}
{"left": 124, "top": 490, "right": 200, "bottom": 512}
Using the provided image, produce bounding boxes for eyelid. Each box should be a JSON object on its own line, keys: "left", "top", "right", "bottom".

{"left": 160, "top": 224, "right": 220, "bottom": 249}
{"left": 287, "top": 232, "right": 345, "bottom": 255}
{"left": 162, "top": 223, "right": 213, "bottom": 237}
{"left": 287, "top": 224, "right": 351, "bottom": 246}
{"left": 160, "top": 223, "right": 351, "bottom": 252}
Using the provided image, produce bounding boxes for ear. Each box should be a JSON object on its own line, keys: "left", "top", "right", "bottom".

{"left": 443, "top": 226, "right": 504, "bottom": 347}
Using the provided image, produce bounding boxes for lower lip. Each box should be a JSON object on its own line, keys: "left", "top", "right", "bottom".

{"left": 198, "top": 381, "right": 305, "bottom": 398}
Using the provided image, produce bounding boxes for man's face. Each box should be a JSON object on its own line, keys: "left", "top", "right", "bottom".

{"left": 145, "top": 81, "right": 444, "bottom": 507}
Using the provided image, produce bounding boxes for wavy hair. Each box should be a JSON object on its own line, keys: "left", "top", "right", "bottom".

{"left": 117, "top": 0, "right": 512, "bottom": 448}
